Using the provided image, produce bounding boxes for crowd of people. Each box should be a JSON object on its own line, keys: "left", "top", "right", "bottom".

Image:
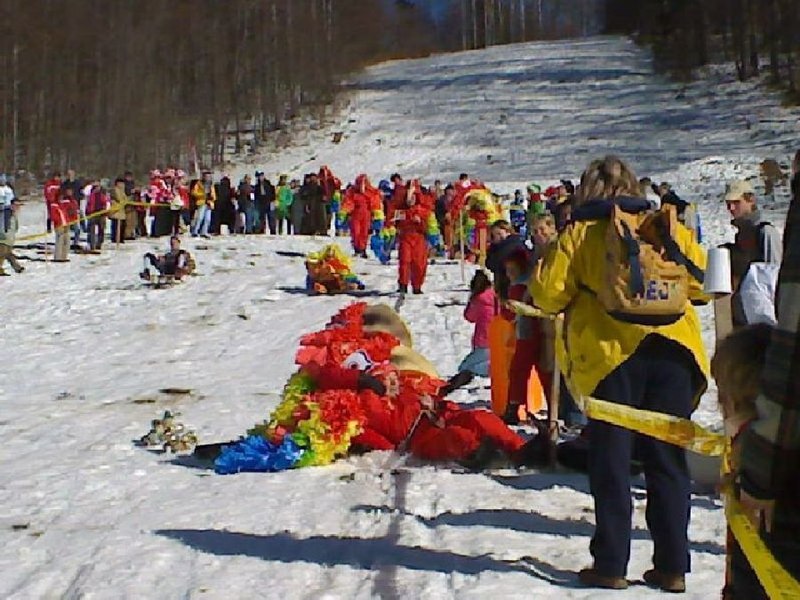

{"left": 3, "top": 151, "right": 799, "bottom": 597}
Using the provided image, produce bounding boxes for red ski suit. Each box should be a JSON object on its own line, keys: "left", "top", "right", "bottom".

{"left": 389, "top": 192, "right": 430, "bottom": 291}
{"left": 343, "top": 175, "right": 380, "bottom": 253}
{"left": 310, "top": 363, "right": 524, "bottom": 461}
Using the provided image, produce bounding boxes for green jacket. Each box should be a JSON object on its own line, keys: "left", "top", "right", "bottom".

{"left": 0, "top": 214, "right": 18, "bottom": 247}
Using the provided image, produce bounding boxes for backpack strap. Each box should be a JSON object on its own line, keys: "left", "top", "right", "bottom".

{"left": 659, "top": 232, "right": 705, "bottom": 283}
{"left": 619, "top": 220, "right": 646, "bottom": 297}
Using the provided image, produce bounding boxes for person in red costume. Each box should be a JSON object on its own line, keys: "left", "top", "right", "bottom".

{"left": 198, "top": 303, "right": 546, "bottom": 470}
{"left": 319, "top": 166, "right": 342, "bottom": 232}
{"left": 389, "top": 180, "right": 431, "bottom": 294}
{"left": 44, "top": 172, "right": 62, "bottom": 234}
{"left": 342, "top": 174, "right": 381, "bottom": 258}
{"left": 297, "top": 303, "right": 544, "bottom": 469}
{"left": 50, "top": 187, "right": 79, "bottom": 262}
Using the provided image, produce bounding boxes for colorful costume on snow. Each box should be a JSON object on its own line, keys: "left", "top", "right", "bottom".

{"left": 304, "top": 244, "right": 365, "bottom": 295}
{"left": 448, "top": 182, "right": 501, "bottom": 261}
{"left": 214, "top": 303, "right": 527, "bottom": 474}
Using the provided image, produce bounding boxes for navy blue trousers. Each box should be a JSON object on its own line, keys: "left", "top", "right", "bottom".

{"left": 587, "top": 335, "right": 695, "bottom": 577}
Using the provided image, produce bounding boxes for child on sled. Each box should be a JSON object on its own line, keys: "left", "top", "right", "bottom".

{"left": 140, "top": 235, "right": 194, "bottom": 282}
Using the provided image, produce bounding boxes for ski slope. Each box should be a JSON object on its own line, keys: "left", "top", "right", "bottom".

{"left": 2, "top": 36, "right": 798, "bottom": 599}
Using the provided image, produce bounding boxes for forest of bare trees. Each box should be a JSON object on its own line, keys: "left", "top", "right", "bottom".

{"left": 0, "top": 0, "right": 601, "bottom": 177}
{"left": 605, "top": 0, "right": 800, "bottom": 94}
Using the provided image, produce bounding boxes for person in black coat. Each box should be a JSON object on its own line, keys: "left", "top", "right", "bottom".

{"left": 300, "top": 173, "right": 326, "bottom": 235}
{"left": 213, "top": 176, "right": 236, "bottom": 235}
{"left": 254, "top": 171, "right": 277, "bottom": 234}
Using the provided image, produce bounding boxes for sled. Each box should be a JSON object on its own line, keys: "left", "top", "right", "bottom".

{"left": 143, "top": 274, "right": 181, "bottom": 289}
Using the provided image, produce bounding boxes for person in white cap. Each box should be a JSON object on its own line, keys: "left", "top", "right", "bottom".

{"left": 723, "top": 179, "right": 782, "bottom": 327}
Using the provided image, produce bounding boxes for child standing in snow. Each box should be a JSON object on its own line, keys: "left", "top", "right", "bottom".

{"left": 501, "top": 247, "right": 549, "bottom": 424}
{"left": 711, "top": 323, "right": 772, "bottom": 600}
{"left": 440, "top": 270, "right": 497, "bottom": 395}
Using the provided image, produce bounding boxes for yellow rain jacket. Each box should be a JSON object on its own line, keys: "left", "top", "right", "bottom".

{"left": 529, "top": 197, "right": 709, "bottom": 406}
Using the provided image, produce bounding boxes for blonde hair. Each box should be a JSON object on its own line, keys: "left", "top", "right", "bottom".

{"left": 711, "top": 323, "right": 773, "bottom": 421}
{"left": 531, "top": 213, "right": 556, "bottom": 229}
{"left": 576, "top": 155, "right": 641, "bottom": 205}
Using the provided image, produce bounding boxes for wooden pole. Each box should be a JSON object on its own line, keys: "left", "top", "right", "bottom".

{"left": 713, "top": 295, "right": 734, "bottom": 346}
{"left": 478, "top": 225, "right": 487, "bottom": 269}
{"left": 459, "top": 207, "right": 466, "bottom": 283}
{"left": 547, "top": 315, "right": 564, "bottom": 466}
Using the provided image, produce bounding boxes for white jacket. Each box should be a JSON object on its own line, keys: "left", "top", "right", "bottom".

{"left": 0, "top": 184, "right": 14, "bottom": 208}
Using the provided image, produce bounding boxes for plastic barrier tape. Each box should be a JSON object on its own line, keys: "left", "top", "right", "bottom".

{"left": 17, "top": 200, "right": 172, "bottom": 242}
{"left": 724, "top": 485, "right": 800, "bottom": 599}
{"left": 583, "top": 396, "right": 726, "bottom": 457}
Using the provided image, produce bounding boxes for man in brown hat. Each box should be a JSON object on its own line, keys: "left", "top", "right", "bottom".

{"left": 723, "top": 179, "right": 782, "bottom": 326}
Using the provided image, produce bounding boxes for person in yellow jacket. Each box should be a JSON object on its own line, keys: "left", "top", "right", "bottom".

{"left": 529, "top": 156, "right": 709, "bottom": 593}
{"left": 191, "top": 170, "right": 216, "bottom": 237}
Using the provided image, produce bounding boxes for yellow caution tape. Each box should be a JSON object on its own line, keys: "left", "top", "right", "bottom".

{"left": 582, "top": 396, "right": 726, "bottom": 456}
{"left": 506, "top": 299, "right": 550, "bottom": 319}
{"left": 724, "top": 485, "right": 800, "bottom": 599}
{"left": 573, "top": 389, "right": 798, "bottom": 594}
{"left": 16, "top": 200, "right": 173, "bottom": 242}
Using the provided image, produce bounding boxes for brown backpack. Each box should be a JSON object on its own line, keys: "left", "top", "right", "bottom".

{"left": 596, "top": 204, "right": 704, "bottom": 326}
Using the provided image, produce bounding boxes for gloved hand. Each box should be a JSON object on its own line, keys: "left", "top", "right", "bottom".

{"left": 357, "top": 372, "right": 387, "bottom": 396}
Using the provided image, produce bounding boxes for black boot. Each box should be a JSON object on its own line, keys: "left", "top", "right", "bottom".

{"left": 512, "top": 429, "right": 550, "bottom": 468}
{"left": 398, "top": 284, "right": 408, "bottom": 294}
{"left": 439, "top": 371, "right": 475, "bottom": 397}
{"left": 502, "top": 402, "right": 522, "bottom": 425}
{"left": 459, "top": 439, "right": 508, "bottom": 472}
{"left": 193, "top": 440, "right": 237, "bottom": 462}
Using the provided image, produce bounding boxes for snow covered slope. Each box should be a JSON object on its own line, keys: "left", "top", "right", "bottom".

{"left": 2, "top": 37, "right": 798, "bottom": 599}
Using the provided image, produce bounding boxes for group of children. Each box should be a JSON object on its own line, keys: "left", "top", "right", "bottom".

{"left": 444, "top": 211, "right": 560, "bottom": 425}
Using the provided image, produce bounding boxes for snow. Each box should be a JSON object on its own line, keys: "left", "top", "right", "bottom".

{"left": 2, "top": 36, "right": 798, "bottom": 598}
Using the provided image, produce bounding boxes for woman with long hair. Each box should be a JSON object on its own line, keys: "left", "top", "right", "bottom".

{"left": 530, "top": 156, "right": 709, "bottom": 593}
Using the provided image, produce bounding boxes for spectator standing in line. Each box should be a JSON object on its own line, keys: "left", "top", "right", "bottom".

{"left": 737, "top": 157, "right": 800, "bottom": 597}
{"left": 721, "top": 179, "right": 782, "bottom": 328}
{"left": 0, "top": 198, "right": 24, "bottom": 275}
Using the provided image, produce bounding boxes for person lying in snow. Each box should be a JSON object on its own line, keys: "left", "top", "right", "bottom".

{"left": 140, "top": 235, "right": 194, "bottom": 281}
{"left": 200, "top": 302, "right": 546, "bottom": 474}
{"left": 304, "top": 244, "right": 366, "bottom": 294}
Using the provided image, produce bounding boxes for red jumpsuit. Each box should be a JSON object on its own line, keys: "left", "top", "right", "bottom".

{"left": 343, "top": 175, "right": 380, "bottom": 254}
{"left": 410, "top": 399, "right": 524, "bottom": 460}
{"left": 389, "top": 191, "right": 430, "bottom": 292}
{"left": 310, "top": 363, "right": 524, "bottom": 461}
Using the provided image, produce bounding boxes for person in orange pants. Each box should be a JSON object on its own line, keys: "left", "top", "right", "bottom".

{"left": 342, "top": 174, "right": 382, "bottom": 258}
{"left": 390, "top": 180, "right": 431, "bottom": 294}
{"left": 501, "top": 247, "right": 550, "bottom": 424}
